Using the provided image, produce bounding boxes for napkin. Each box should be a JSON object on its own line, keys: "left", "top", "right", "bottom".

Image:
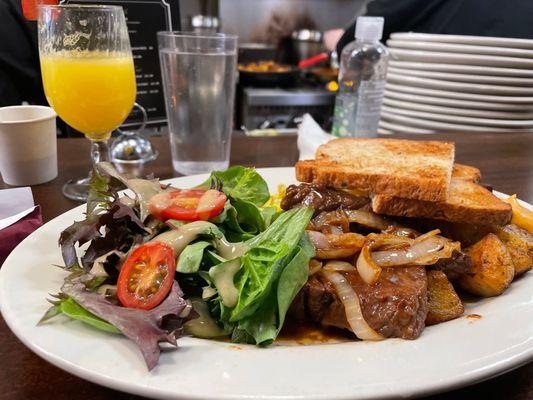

{"left": 0, "top": 187, "right": 35, "bottom": 220}
{"left": 297, "top": 114, "right": 334, "bottom": 160}
{"left": 0, "top": 188, "right": 42, "bottom": 266}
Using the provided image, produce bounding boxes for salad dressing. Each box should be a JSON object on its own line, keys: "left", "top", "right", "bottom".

{"left": 209, "top": 259, "right": 241, "bottom": 307}
{"left": 127, "top": 179, "right": 164, "bottom": 219}
{"left": 46, "top": 164, "right": 317, "bottom": 369}
{"left": 184, "top": 298, "right": 228, "bottom": 338}
{"left": 152, "top": 221, "right": 248, "bottom": 259}
{"left": 216, "top": 237, "right": 248, "bottom": 259}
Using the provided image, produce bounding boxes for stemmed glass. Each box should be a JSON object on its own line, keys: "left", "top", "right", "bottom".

{"left": 38, "top": 5, "right": 136, "bottom": 201}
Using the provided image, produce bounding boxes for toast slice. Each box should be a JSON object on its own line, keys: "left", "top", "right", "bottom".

{"left": 296, "top": 138, "right": 455, "bottom": 201}
{"left": 371, "top": 167, "right": 512, "bottom": 226}
{"left": 451, "top": 163, "right": 481, "bottom": 183}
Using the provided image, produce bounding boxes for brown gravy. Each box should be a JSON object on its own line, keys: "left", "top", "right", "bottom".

{"left": 276, "top": 319, "right": 355, "bottom": 345}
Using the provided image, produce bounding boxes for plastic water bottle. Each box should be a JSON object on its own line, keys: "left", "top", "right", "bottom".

{"left": 331, "top": 17, "right": 389, "bottom": 137}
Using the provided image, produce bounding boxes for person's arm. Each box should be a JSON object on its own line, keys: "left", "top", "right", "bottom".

{"left": 0, "top": 0, "right": 46, "bottom": 106}
{"left": 336, "top": 0, "right": 448, "bottom": 54}
{"left": 323, "top": 29, "right": 344, "bottom": 52}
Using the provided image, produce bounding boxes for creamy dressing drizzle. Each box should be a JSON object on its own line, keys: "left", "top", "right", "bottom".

{"left": 209, "top": 259, "right": 241, "bottom": 308}
{"left": 196, "top": 189, "right": 222, "bottom": 220}
{"left": 126, "top": 178, "right": 164, "bottom": 220}
{"left": 152, "top": 220, "right": 248, "bottom": 259}
{"left": 151, "top": 221, "right": 249, "bottom": 336}
{"left": 89, "top": 250, "right": 125, "bottom": 277}
{"left": 216, "top": 237, "right": 248, "bottom": 259}
{"left": 96, "top": 284, "right": 117, "bottom": 297}
{"left": 119, "top": 196, "right": 136, "bottom": 208}
{"left": 184, "top": 298, "right": 227, "bottom": 338}
{"left": 202, "top": 286, "right": 217, "bottom": 300}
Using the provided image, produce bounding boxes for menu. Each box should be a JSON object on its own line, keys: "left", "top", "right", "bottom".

{"left": 61, "top": 0, "right": 180, "bottom": 128}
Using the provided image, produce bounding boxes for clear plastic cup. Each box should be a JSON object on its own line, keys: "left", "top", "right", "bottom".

{"left": 157, "top": 32, "right": 237, "bottom": 175}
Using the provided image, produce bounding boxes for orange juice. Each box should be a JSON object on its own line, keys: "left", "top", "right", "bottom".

{"left": 40, "top": 52, "right": 136, "bottom": 140}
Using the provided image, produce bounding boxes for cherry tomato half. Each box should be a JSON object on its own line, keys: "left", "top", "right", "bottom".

{"left": 148, "top": 189, "right": 227, "bottom": 221}
{"left": 117, "top": 242, "right": 176, "bottom": 310}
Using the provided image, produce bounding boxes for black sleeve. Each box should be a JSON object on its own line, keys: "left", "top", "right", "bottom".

{"left": 0, "top": 0, "right": 46, "bottom": 106}
{"left": 336, "top": 0, "right": 452, "bottom": 54}
{"left": 336, "top": 0, "right": 533, "bottom": 54}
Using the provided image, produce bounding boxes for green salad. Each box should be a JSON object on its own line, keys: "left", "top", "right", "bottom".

{"left": 41, "top": 162, "right": 313, "bottom": 370}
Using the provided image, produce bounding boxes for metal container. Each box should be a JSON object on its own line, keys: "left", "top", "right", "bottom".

{"left": 191, "top": 15, "right": 219, "bottom": 34}
{"left": 238, "top": 43, "right": 277, "bottom": 64}
{"left": 291, "top": 29, "right": 324, "bottom": 62}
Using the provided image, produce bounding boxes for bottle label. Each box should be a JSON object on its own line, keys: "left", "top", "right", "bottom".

{"left": 331, "top": 80, "right": 385, "bottom": 137}
{"left": 354, "top": 80, "right": 385, "bottom": 134}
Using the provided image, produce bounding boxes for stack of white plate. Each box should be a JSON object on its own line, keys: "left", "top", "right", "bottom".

{"left": 379, "top": 32, "right": 533, "bottom": 135}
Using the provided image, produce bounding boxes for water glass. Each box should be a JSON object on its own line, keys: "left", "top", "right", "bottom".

{"left": 157, "top": 32, "right": 237, "bottom": 175}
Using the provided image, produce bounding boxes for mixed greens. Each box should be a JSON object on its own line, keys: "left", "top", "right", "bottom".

{"left": 41, "top": 163, "right": 313, "bottom": 370}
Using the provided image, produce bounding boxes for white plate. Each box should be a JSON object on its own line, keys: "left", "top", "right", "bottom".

{"left": 382, "top": 97, "right": 533, "bottom": 120}
{"left": 387, "top": 67, "right": 533, "bottom": 86}
{"left": 1, "top": 167, "right": 532, "bottom": 400}
{"left": 377, "top": 127, "right": 394, "bottom": 135}
{"left": 390, "top": 48, "right": 533, "bottom": 69}
{"left": 380, "top": 111, "right": 529, "bottom": 131}
{"left": 389, "top": 60, "right": 533, "bottom": 77}
{"left": 381, "top": 105, "right": 533, "bottom": 128}
{"left": 387, "top": 72, "right": 533, "bottom": 96}
{"left": 387, "top": 39, "right": 533, "bottom": 59}
{"left": 384, "top": 89, "right": 533, "bottom": 111}
{"left": 386, "top": 83, "right": 533, "bottom": 104}
{"left": 378, "top": 119, "right": 435, "bottom": 134}
{"left": 390, "top": 32, "right": 533, "bottom": 49}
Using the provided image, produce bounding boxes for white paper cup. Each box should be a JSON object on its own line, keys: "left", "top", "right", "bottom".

{"left": 0, "top": 105, "right": 58, "bottom": 186}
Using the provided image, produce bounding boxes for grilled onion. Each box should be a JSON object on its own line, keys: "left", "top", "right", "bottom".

{"left": 372, "top": 237, "right": 443, "bottom": 266}
{"left": 344, "top": 209, "right": 396, "bottom": 231}
{"left": 323, "top": 260, "right": 356, "bottom": 272}
{"left": 321, "top": 270, "right": 383, "bottom": 341}
{"left": 412, "top": 229, "right": 441, "bottom": 243}
{"left": 309, "top": 259, "right": 323, "bottom": 275}
{"left": 312, "top": 209, "right": 396, "bottom": 234}
{"left": 355, "top": 232, "right": 461, "bottom": 285}
{"left": 307, "top": 230, "right": 330, "bottom": 249}
{"left": 382, "top": 226, "right": 419, "bottom": 238}
{"left": 312, "top": 210, "right": 350, "bottom": 233}
{"left": 356, "top": 242, "right": 383, "bottom": 284}
{"left": 373, "top": 236, "right": 460, "bottom": 266}
{"left": 307, "top": 230, "right": 365, "bottom": 259}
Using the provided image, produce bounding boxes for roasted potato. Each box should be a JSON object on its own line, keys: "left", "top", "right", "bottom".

{"left": 494, "top": 224, "right": 533, "bottom": 276}
{"left": 414, "top": 219, "right": 494, "bottom": 247}
{"left": 426, "top": 270, "right": 464, "bottom": 325}
{"left": 458, "top": 234, "right": 515, "bottom": 297}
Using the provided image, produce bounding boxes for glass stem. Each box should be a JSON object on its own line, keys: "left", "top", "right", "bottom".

{"left": 90, "top": 138, "right": 110, "bottom": 169}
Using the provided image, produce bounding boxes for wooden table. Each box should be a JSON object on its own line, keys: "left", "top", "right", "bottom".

{"left": 1, "top": 132, "right": 532, "bottom": 400}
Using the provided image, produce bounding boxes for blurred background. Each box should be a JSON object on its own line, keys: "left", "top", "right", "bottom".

{"left": 3, "top": 0, "right": 533, "bottom": 137}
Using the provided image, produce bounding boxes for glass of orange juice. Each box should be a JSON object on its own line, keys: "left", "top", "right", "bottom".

{"left": 38, "top": 4, "right": 136, "bottom": 200}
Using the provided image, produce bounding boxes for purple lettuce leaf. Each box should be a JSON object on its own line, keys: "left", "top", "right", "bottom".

{"left": 59, "top": 198, "right": 148, "bottom": 270}
{"left": 59, "top": 216, "right": 102, "bottom": 268}
{"left": 62, "top": 281, "right": 189, "bottom": 370}
{"left": 80, "top": 200, "right": 147, "bottom": 270}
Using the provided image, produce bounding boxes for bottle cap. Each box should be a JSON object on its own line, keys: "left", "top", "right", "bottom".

{"left": 355, "top": 16, "right": 384, "bottom": 41}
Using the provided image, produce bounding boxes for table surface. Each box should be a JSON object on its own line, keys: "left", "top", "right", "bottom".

{"left": 0, "top": 132, "right": 532, "bottom": 400}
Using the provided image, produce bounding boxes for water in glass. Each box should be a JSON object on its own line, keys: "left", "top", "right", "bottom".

{"left": 159, "top": 42, "right": 236, "bottom": 175}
